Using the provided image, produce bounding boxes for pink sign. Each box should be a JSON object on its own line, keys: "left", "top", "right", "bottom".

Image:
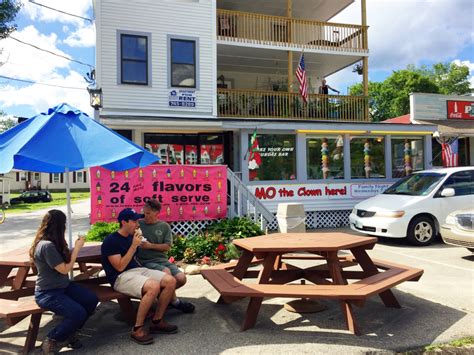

{"left": 90, "top": 165, "right": 227, "bottom": 224}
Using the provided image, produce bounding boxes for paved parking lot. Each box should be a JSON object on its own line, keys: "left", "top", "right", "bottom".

{"left": 0, "top": 200, "right": 472, "bottom": 354}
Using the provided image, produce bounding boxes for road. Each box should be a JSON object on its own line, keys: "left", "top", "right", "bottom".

{"left": 0, "top": 199, "right": 91, "bottom": 252}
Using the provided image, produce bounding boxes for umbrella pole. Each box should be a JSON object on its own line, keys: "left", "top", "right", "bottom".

{"left": 65, "top": 168, "right": 73, "bottom": 279}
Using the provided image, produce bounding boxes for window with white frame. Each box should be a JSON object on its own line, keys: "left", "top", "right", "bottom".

{"left": 76, "top": 171, "right": 85, "bottom": 183}
{"left": 53, "top": 173, "right": 60, "bottom": 183}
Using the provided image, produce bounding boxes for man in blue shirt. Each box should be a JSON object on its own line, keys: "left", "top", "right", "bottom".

{"left": 101, "top": 208, "right": 177, "bottom": 345}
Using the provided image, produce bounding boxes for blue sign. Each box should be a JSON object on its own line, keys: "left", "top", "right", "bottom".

{"left": 169, "top": 89, "right": 196, "bottom": 108}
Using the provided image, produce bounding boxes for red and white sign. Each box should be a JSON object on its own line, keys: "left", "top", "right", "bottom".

{"left": 249, "top": 183, "right": 392, "bottom": 201}
{"left": 90, "top": 165, "right": 227, "bottom": 224}
{"left": 447, "top": 100, "right": 474, "bottom": 120}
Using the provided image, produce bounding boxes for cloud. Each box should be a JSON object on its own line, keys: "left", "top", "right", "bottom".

{"left": 63, "top": 23, "right": 95, "bottom": 47}
{"left": 21, "top": 0, "right": 92, "bottom": 25}
{"left": 0, "top": 26, "right": 92, "bottom": 116}
{"left": 332, "top": 0, "right": 473, "bottom": 71}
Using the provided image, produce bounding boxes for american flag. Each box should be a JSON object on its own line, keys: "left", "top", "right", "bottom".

{"left": 296, "top": 53, "right": 308, "bottom": 103}
{"left": 442, "top": 139, "right": 459, "bottom": 167}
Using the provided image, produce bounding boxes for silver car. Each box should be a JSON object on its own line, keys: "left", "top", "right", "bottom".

{"left": 441, "top": 209, "right": 474, "bottom": 252}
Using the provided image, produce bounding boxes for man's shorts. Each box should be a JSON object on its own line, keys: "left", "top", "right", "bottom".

{"left": 143, "top": 261, "right": 182, "bottom": 277}
{"left": 113, "top": 267, "right": 166, "bottom": 299}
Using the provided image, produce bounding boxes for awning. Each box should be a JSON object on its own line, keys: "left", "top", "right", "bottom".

{"left": 417, "top": 119, "right": 474, "bottom": 137}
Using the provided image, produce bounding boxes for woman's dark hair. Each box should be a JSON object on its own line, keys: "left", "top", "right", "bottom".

{"left": 29, "top": 209, "right": 70, "bottom": 263}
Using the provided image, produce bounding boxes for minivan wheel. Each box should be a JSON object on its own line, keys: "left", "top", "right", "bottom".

{"left": 407, "top": 216, "right": 436, "bottom": 246}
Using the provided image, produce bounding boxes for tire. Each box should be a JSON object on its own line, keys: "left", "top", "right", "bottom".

{"left": 407, "top": 216, "right": 436, "bottom": 246}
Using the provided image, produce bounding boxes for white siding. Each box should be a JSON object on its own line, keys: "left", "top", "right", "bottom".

{"left": 96, "top": 0, "right": 215, "bottom": 117}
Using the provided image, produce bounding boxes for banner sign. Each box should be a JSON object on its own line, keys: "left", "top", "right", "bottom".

{"left": 90, "top": 165, "right": 227, "bottom": 224}
{"left": 447, "top": 100, "right": 474, "bottom": 120}
{"left": 169, "top": 89, "right": 196, "bottom": 107}
{"left": 249, "top": 183, "right": 392, "bottom": 201}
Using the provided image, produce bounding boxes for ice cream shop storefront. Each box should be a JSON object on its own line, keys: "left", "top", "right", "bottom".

{"left": 225, "top": 120, "right": 436, "bottom": 229}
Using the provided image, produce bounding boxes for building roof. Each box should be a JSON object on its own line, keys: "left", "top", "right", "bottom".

{"left": 382, "top": 114, "right": 411, "bottom": 124}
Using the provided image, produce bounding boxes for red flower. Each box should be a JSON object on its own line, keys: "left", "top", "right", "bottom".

{"left": 214, "top": 244, "right": 226, "bottom": 257}
{"left": 168, "top": 256, "right": 175, "bottom": 263}
{"left": 201, "top": 256, "right": 211, "bottom": 265}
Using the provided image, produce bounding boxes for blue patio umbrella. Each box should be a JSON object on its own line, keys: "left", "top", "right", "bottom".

{"left": 0, "top": 103, "right": 158, "bottom": 247}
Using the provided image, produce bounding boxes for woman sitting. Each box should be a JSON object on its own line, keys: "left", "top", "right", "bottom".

{"left": 30, "top": 209, "right": 98, "bottom": 354}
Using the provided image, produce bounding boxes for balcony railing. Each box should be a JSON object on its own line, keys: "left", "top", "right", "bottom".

{"left": 217, "top": 89, "right": 369, "bottom": 121}
{"left": 217, "top": 9, "right": 368, "bottom": 52}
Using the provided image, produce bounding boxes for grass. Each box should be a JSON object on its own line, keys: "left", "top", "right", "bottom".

{"left": 402, "top": 337, "right": 474, "bottom": 354}
{"left": 5, "top": 191, "right": 90, "bottom": 214}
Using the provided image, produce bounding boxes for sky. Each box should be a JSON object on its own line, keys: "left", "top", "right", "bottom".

{"left": 0, "top": 0, "right": 473, "bottom": 119}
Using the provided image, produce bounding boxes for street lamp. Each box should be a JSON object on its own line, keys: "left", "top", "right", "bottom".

{"left": 88, "top": 87, "right": 103, "bottom": 110}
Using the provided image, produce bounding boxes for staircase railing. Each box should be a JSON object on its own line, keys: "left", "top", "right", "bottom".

{"left": 227, "top": 168, "right": 273, "bottom": 230}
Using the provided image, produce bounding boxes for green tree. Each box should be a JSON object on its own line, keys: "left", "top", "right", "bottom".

{"left": 0, "top": 111, "right": 16, "bottom": 133}
{"left": 0, "top": 0, "right": 22, "bottom": 39}
{"left": 349, "top": 62, "right": 471, "bottom": 122}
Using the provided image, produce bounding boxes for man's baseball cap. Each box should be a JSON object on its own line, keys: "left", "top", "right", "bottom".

{"left": 117, "top": 208, "right": 144, "bottom": 223}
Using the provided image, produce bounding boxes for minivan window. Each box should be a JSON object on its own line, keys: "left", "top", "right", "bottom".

{"left": 384, "top": 172, "right": 446, "bottom": 196}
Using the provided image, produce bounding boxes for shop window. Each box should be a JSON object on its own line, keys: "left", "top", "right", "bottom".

{"left": 307, "top": 136, "right": 344, "bottom": 180}
{"left": 199, "top": 135, "right": 224, "bottom": 165}
{"left": 350, "top": 137, "right": 385, "bottom": 179}
{"left": 248, "top": 134, "right": 296, "bottom": 181}
{"left": 144, "top": 133, "right": 197, "bottom": 164}
{"left": 391, "top": 137, "right": 424, "bottom": 178}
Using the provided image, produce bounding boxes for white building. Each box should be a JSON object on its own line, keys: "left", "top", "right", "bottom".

{"left": 92, "top": 0, "right": 435, "bottom": 228}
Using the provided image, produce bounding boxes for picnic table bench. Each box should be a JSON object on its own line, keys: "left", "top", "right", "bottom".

{"left": 202, "top": 232, "right": 424, "bottom": 334}
{"left": 0, "top": 244, "right": 135, "bottom": 353}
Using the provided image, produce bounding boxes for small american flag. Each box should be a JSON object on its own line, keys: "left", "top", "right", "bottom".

{"left": 296, "top": 53, "right": 308, "bottom": 103}
{"left": 442, "top": 139, "right": 459, "bottom": 167}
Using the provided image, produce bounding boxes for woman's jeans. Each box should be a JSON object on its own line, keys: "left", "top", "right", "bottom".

{"left": 35, "top": 282, "right": 99, "bottom": 342}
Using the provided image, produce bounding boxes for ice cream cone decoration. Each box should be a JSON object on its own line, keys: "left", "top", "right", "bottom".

{"left": 166, "top": 206, "right": 171, "bottom": 216}
{"left": 204, "top": 206, "right": 208, "bottom": 215}
{"left": 205, "top": 169, "right": 209, "bottom": 178}
{"left": 364, "top": 140, "right": 372, "bottom": 178}
{"left": 217, "top": 205, "right": 221, "bottom": 215}
{"left": 152, "top": 169, "right": 157, "bottom": 179}
{"left": 217, "top": 193, "right": 221, "bottom": 202}
{"left": 96, "top": 182, "right": 101, "bottom": 192}
{"left": 166, "top": 168, "right": 171, "bottom": 178}
{"left": 97, "top": 210, "right": 102, "bottom": 219}
{"left": 97, "top": 195, "right": 102, "bottom": 205}
{"left": 180, "top": 169, "right": 184, "bottom": 178}
{"left": 124, "top": 170, "right": 129, "bottom": 179}
{"left": 111, "top": 171, "right": 115, "bottom": 179}
{"left": 96, "top": 169, "right": 101, "bottom": 179}
{"left": 217, "top": 180, "right": 222, "bottom": 190}
{"left": 138, "top": 168, "right": 143, "bottom": 180}
{"left": 192, "top": 169, "right": 197, "bottom": 178}
{"left": 111, "top": 208, "right": 116, "bottom": 218}
{"left": 192, "top": 206, "right": 196, "bottom": 214}
{"left": 404, "top": 140, "right": 412, "bottom": 176}
{"left": 179, "top": 206, "right": 183, "bottom": 216}
{"left": 321, "top": 138, "right": 329, "bottom": 179}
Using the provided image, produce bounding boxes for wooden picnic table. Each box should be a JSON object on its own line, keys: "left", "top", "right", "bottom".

{"left": 201, "top": 232, "right": 423, "bottom": 334}
{"left": 0, "top": 242, "right": 102, "bottom": 295}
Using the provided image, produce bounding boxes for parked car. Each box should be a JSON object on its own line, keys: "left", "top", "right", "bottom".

{"left": 349, "top": 167, "right": 474, "bottom": 246}
{"left": 441, "top": 208, "right": 474, "bottom": 252}
{"left": 10, "top": 190, "right": 53, "bottom": 204}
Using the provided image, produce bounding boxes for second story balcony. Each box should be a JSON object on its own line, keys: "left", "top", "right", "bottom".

{"left": 217, "top": 9, "right": 368, "bottom": 54}
{"left": 217, "top": 89, "right": 369, "bottom": 122}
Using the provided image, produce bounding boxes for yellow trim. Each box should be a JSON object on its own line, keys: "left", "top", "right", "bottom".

{"left": 297, "top": 130, "right": 433, "bottom": 135}
{"left": 370, "top": 130, "right": 433, "bottom": 135}
{"left": 297, "top": 130, "right": 367, "bottom": 134}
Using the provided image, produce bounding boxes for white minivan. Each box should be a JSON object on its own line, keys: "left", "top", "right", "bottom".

{"left": 349, "top": 167, "right": 474, "bottom": 246}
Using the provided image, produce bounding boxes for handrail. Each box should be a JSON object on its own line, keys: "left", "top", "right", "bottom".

{"left": 226, "top": 167, "right": 273, "bottom": 230}
{"left": 217, "top": 9, "right": 368, "bottom": 52}
{"left": 218, "top": 89, "right": 369, "bottom": 121}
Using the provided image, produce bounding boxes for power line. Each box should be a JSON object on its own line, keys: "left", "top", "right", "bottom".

{"left": 9, "top": 36, "right": 94, "bottom": 69}
{"left": 0, "top": 75, "right": 87, "bottom": 91}
{"left": 28, "top": 0, "right": 93, "bottom": 23}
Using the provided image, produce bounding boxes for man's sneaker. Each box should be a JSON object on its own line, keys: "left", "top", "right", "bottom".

{"left": 149, "top": 320, "right": 178, "bottom": 334}
{"left": 66, "top": 334, "right": 83, "bottom": 349}
{"left": 41, "top": 337, "right": 60, "bottom": 355}
{"left": 130, "top": 327, "right": 154, "bottom": 345}
{"left": 172, "top": 299, "right": 195, "bottom": 313}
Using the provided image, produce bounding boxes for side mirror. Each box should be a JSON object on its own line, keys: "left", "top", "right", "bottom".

{"left": 440, "top": 188, "right": 455, "bottom": 197}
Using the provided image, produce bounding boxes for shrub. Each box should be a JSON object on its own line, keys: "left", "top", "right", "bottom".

{"left": 205, "top": 217, "right": 263, "bottom": 242}
{"left": 86, "top": 222, "right": 119, "bottom": 242}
